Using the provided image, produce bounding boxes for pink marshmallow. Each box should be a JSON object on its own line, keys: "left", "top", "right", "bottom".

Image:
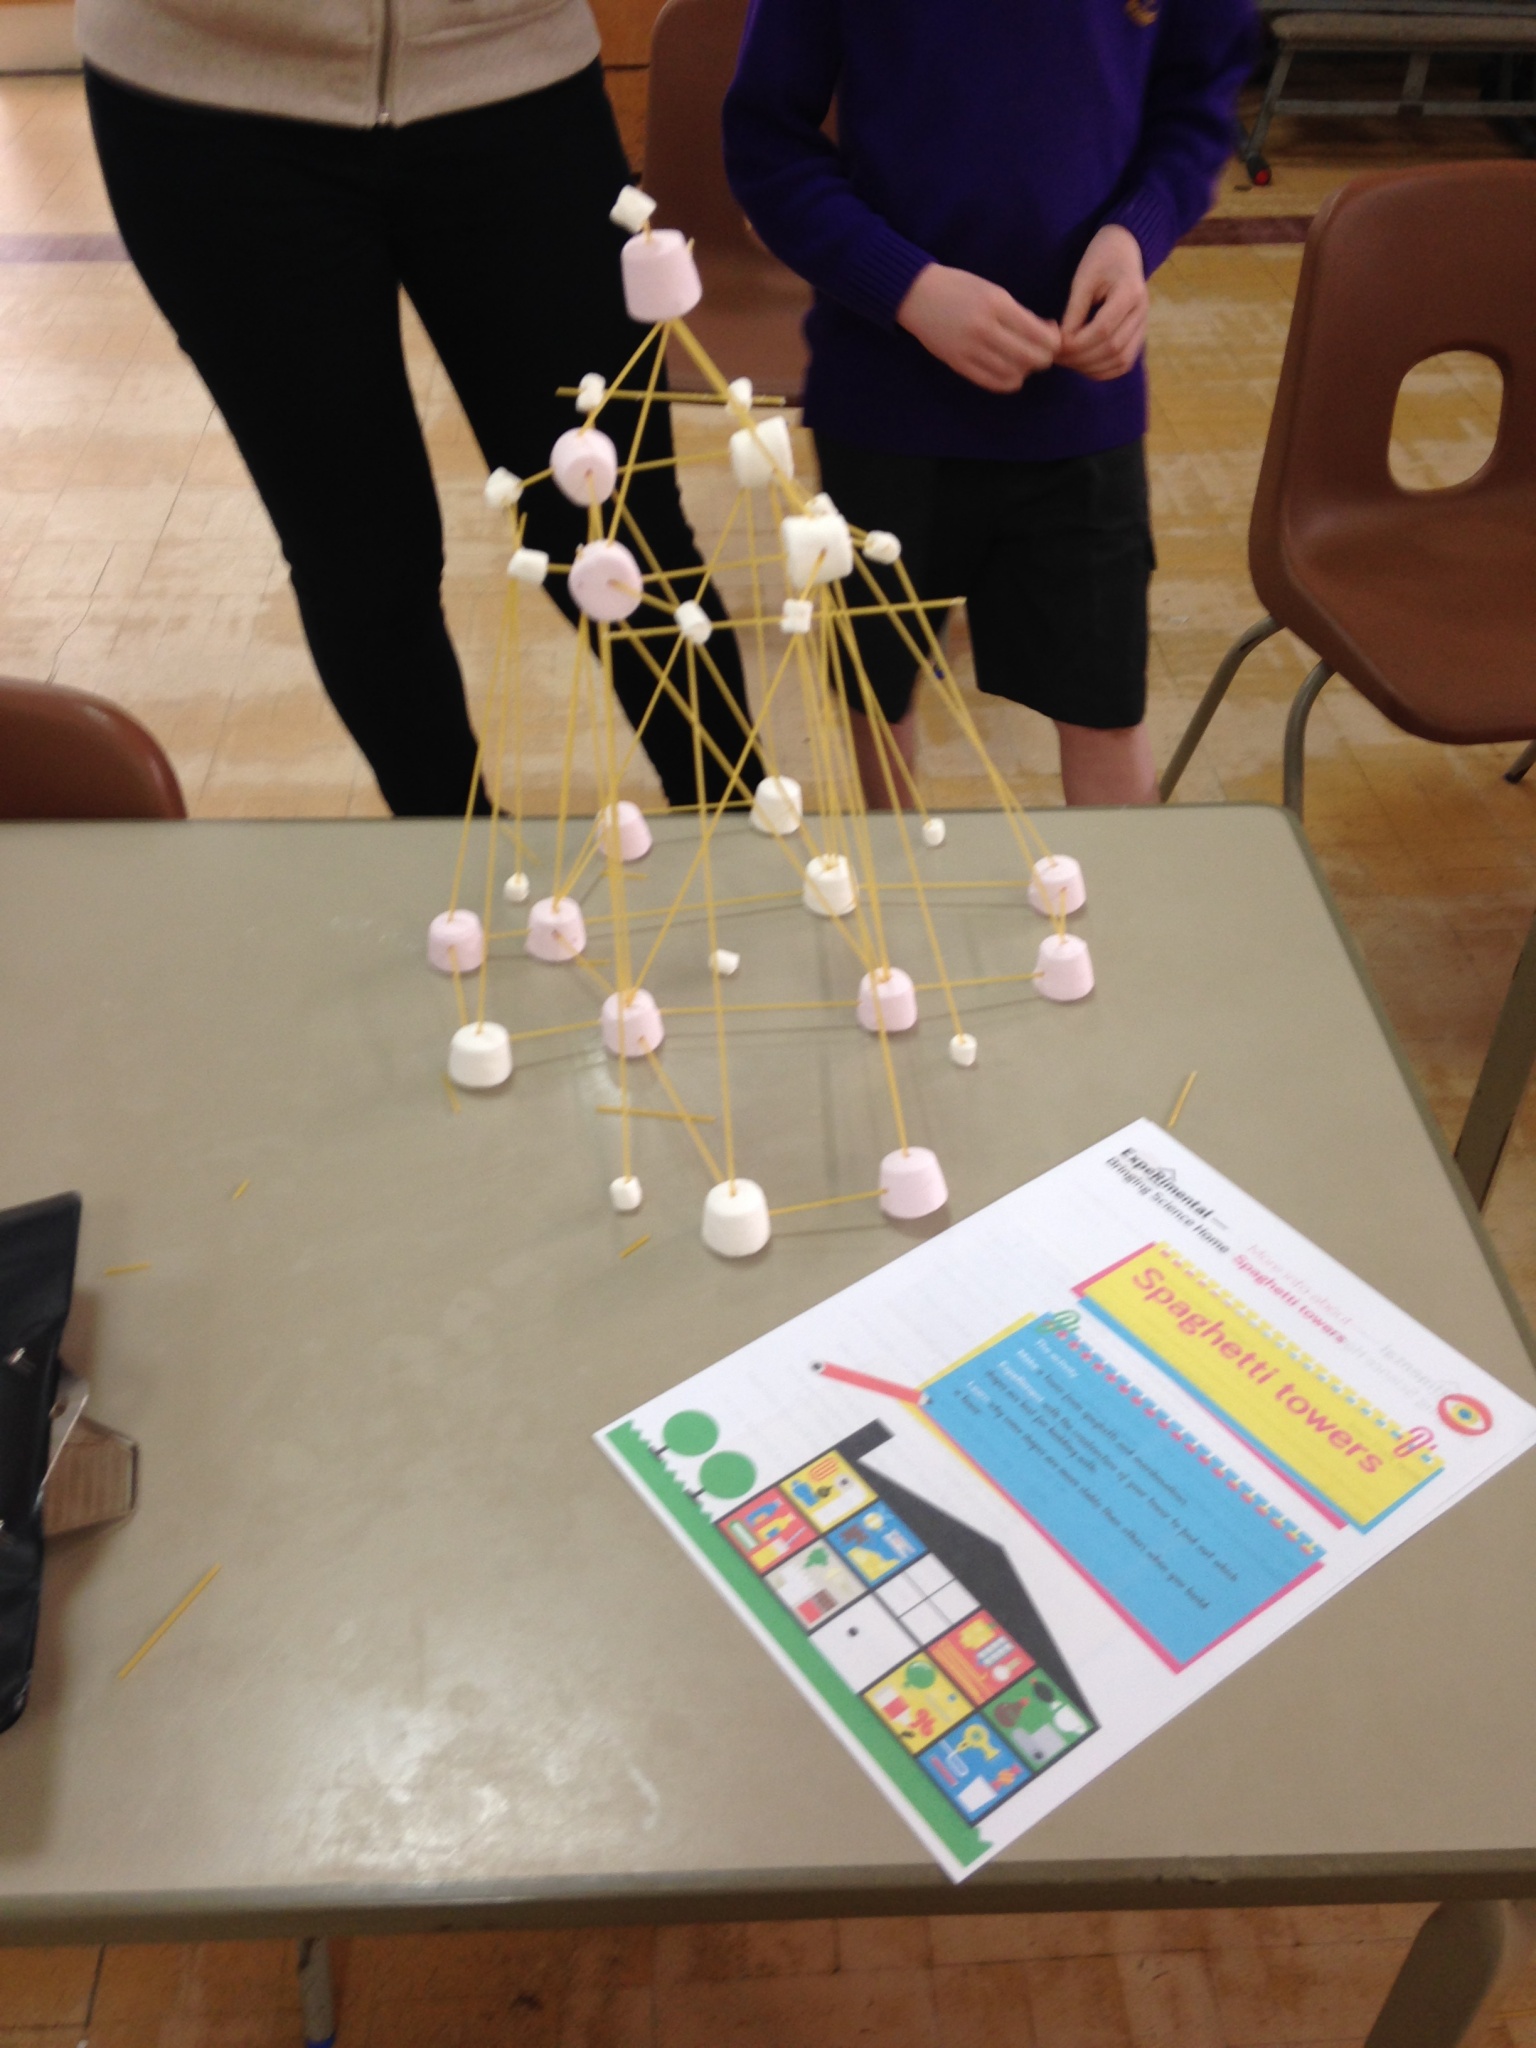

{"left": 620, "top": 228, "right": 703, "bottom": 322}
{"left": 569, "top": 539, "right": 644, "bottom": 622}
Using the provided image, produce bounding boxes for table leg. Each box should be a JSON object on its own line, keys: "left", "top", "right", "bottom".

{"left": 297, "top": 1936, "right": 336, "bottom": 2048}
{"left": 1364, "top": 1900, "right": 1536, "bottom": 2048}
{"left": 1455, "top": 903, "right": 1536, "bottom": 1209}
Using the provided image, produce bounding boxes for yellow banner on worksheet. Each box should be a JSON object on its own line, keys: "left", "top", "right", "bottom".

{"left": 1077, "top": 1245, "right": 1442, "bottom": 1530}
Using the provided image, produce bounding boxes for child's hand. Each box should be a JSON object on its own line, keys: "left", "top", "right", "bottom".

{"left": 897, "top": 264, "right": 1060, "bottom": 394}
{"left": 1058, "top": 226, "right": 1148, "bottom": 381}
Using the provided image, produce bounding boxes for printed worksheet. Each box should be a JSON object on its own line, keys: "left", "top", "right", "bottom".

{"left": 597, "top": 1121, "right": 1536, "bottom": 1880}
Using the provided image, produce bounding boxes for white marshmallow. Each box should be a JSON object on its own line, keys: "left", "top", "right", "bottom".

{"left": 728, "top": 376, "right": 754, "bottom": 410}
{"left": 702, "top": 1178, "right": 771, "bottom": 1257}
{"left": 621, "top": 228, "right": 702, "bottom": 322}
{"left": 609, "top": 1175, "right": 644, "bottom": 1213}
{"left": 673, "top": 599, "right": 713, "bottom": 645}
{"left": 710, "top": 948, "right": 741, "bottom": 976}
{"left": 600, "top": 988, "right": 665, "bottom": 1058}
{"left": 879, "top": 1146, "right": 948, "bottom": 1220}
{"left": 749, "top": 774, "right": 803, "bottom": 835}
{"left": 575, "top": 371, "right": 607, "bottom": 415}
{"left": 922, "top": 816, "right": 946, "bottom": 847}
{"left": 807, "top": 492, "right": 838, "bottom": 516}
{"left": 508, "top": 547, "right": 549, "bottom": 586}
{"left": 729, "top": 414, "right": 795, "bottom": 491}
{"left": 802, "top": 852, "right": 857, "bottom": 917}
{"left": 550, "top": 426, "right": 618, "bottom": 506}
{"left": 863, "top": 529, "right": 903, "bottom": 565}
{"left": 782, "top": 509, "right": 854, "bottom": 589}
{"left": 948, "top": 1032, "right": 978, "bottom": 1068}
{"left": 448, "top": 1021, "right": 512, "bottom": 1089}
{"left": 484, "top": 467, "right": 524, "bottom": 511}
{"left": 427, "top": 909, "right": 485, "bottom": 974}
{"left": 780, "top": 597, "right": 814, "bottom": 635}
{"left": 609, "top": 184, "right": 658, "bottom": 234}
{"left": 503, "top": 870, "right": 531, "bottom": 904}
{"left": 568, "top": 539, "right": 643, "bottom": 622}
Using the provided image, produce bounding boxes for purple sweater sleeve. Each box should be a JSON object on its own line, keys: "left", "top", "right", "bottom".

{"left": 722, "top": 0, "right": 932, "bottom": 331}
{"left": 1105, "top": 0, "right": 1260, "bottom": 274}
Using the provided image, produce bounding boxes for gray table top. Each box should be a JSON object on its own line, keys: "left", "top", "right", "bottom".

{"left": 1, "top": 806, "right": 1533, "bottom": 1941}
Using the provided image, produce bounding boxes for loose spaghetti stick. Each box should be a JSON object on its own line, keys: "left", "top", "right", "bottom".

{"left": 1167, "top": 1071, "right": 1198, "bottom": 1130}
{"left": 117, "top": 1565, "right": 221, "bottom": 1679}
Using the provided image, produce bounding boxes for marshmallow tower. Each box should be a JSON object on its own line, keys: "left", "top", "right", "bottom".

{"left": 525, "top": 896, "right": 587, "bottom": 963}
{"left": 702, "top": 1179, "right": 771, "bottom": 1257}
{"left": 856, "top": 967, "right": 919, "bottom": 1034}
{"left": 428, "top": 909, "right": 485, "bottom": 974}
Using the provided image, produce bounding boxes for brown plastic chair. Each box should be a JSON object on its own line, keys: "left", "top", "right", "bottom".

{"left": 1160, "top": 160, "right": 1536, "bottom": 817}
{"left": 0, "top": 678, "right": 186, "bottom": 820}
{"left": 644, "top": 0, "right": 812, "bottom": 400}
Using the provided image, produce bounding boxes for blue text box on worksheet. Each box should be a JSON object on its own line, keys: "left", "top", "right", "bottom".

{"left": 922, "top": 1318, "right": 1324, "bottom": 1669}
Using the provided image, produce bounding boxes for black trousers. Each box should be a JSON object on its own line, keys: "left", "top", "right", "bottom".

{"left": 86, "top": 62, "right": 760, "bottom": 815}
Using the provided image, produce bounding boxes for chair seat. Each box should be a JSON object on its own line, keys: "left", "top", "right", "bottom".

{"left": 1274, "top": 498, "right": 1536, "bottom": 743}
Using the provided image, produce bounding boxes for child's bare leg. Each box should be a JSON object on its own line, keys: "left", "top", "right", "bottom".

{"left": 850, "top": 705, "right": 917, "bottom": 809}
{"left": 1055, "top": 719, "right": 1157, "bottom": 805}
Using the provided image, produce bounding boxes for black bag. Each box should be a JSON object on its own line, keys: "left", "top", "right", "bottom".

{"left": 0, "top": 1193, "right": 81, "bottom": 1734}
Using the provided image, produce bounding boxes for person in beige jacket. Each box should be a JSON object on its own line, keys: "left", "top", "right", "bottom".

{"left": 79, "top": 0, "right": 760, "bottom": 813}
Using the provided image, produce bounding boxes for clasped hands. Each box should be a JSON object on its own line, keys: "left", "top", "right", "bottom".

{"left": 896, "top": 224, "right": 1148, "bottom": 393}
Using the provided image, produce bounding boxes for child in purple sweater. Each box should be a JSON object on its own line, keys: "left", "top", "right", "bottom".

{"left": 723, "top": 0, "right": 1256, "bottom": 805}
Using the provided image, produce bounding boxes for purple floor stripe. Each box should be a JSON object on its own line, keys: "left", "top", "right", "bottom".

{"left": 0, "top": 232, "right": 128, "bottom": 262}
{"left": 1181, "top": 215, "right": 1314, "bottom": 244}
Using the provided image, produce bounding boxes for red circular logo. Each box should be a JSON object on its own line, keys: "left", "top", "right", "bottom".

{"left": 1437, "top": 1394, "right": 1493, "bottom": 1436}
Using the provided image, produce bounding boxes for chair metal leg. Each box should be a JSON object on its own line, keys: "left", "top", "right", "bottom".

{"left": 1455, "top": 901, "right": 1536, "bottom": 1208}
{"left": 297, "top": 1937, "right": 336, "bottom": 2048}
{"left": 1244, "top": 48, "right": 1293, "bottom": 160}
{"left": 1282, "top": 661, "right": 1332, "bottom": 818}
{"left": 1504, "top": 738, "right": 1536, "bottom": 784}
{"left": 1364, "top": 1899, "right": 1536, "bottom": 2048}
{"left": 1159, "top": 615, "right": 1280, "bottom": 802}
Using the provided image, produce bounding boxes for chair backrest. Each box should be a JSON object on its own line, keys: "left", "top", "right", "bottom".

{"left": 1249, "top": 161, "right": 1536, "bottom": 742}
{"left": 0, "top": 679, "right": 186, "bottom": 820}
{"left": 645, "top": 0, "right": 757, "bottom": 257}
{"left": 644, "top": 0, "right": 813, "bottom": 398}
